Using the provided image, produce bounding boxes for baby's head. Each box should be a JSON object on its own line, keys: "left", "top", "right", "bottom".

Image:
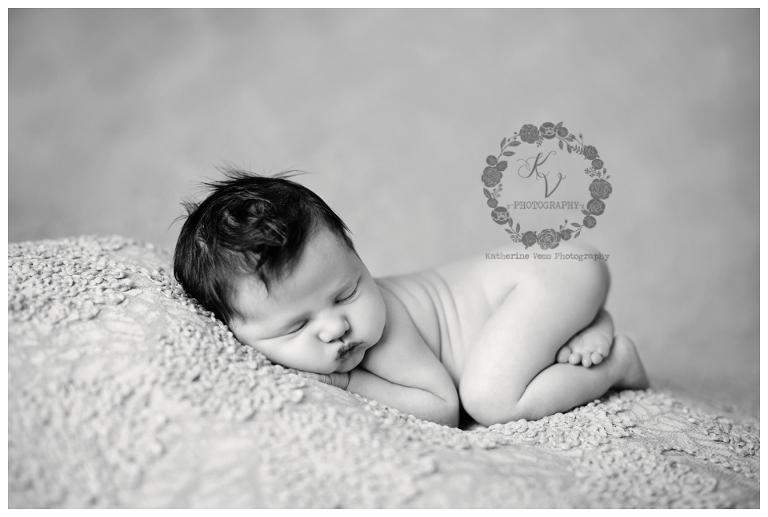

{"left": 174, "top": 170, "right": 386, "bottom": 374}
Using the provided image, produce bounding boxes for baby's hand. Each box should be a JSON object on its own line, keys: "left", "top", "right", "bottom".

{"left": 556, "top": 309, "right": 615, "bottom": 367}
{"left": 294, "top": 370, "right": 350, "bottom": 390}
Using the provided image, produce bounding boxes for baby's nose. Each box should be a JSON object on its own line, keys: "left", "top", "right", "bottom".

{"left": 318, "top": 316, "right": 350, "bottom": 343}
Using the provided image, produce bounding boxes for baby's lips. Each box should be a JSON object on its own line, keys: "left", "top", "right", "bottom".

{"left": 337, "top": 342, "right": 361, "bottom": 360}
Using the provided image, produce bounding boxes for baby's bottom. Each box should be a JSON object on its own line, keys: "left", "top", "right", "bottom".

{"left": 458, "top": 262, "right": 648, "bottom": 426}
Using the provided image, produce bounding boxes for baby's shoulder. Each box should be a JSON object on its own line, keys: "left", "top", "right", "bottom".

{"left": 374, "top": 273, "right": 444, "bottom": 356}
{"left": 375, "top": 272, "right": 436, "bottom": 312}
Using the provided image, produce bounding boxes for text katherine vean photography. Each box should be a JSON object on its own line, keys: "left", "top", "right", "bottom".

{"left": 485, "top": 252, "right": 610, "bottom": 261}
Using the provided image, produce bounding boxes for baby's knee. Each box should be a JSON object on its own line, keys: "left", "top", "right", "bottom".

{"left": 459, "top": 376, "right": 528, "bottom": 426}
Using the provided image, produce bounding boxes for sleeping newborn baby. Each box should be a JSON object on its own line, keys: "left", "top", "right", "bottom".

{"left": 174, "top": 170, "right": 648, "bottom": 427}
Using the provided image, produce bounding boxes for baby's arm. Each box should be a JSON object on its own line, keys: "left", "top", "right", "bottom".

{"left": 351, "top": 287, "right": 459, "bottom": 427}
{"left": 295, "top": 287, "right": 459, "bottom": 427}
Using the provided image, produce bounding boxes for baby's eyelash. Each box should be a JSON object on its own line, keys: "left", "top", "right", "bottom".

{"left": 337, "top": 284, "right": 359, "bottom": 303}
{"left": 287, "top": 321, "right": 306, "bottom": 335}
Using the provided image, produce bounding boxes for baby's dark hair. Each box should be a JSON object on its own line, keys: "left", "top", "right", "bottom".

{"left": 174, "top": 168, "right": 355, "bottom": 324}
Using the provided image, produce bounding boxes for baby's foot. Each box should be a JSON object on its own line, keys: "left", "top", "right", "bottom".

{"left": 611, "top": 334, "right": 650, "bottom": 390}
{"left": 556, "top": 323, "right": 613, "bottom": 368}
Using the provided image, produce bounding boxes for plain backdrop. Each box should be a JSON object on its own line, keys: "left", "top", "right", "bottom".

{"left": 9, "top": 9, "right": 759, "bottom": 416}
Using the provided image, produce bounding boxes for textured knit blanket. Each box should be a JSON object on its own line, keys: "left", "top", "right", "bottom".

{"left": 7, "top": 236, "right": 759, "bottom": 508}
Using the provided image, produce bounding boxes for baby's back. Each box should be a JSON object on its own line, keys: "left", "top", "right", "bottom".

{"left": 375, "top": 240, "right": 522, "bottom": 384}
{"left": 375, "top": 238, "right": 602, "bottom": 384}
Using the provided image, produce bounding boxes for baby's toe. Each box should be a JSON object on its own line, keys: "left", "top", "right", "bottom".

{"left": 596, "top": 343, "right": 610, "bottom": 357}
{"left": 581, "top": 355, "right": 593, "bottom": 367}
{"left": 568, "top": 352, "right": 582, "bottom": 365}
{"left": 591, "top": 351, "right": 603, "bottom": 365}
{"left": 556, "top": 346, "right": 572, "bottom": 363}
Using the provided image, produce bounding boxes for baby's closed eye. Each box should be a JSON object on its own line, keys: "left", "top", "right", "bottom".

{"left": 336, "top": 282, "right": 359, "bottom": 303}
{"left": 285, "top": 321, "right": 307, "bottom": 335}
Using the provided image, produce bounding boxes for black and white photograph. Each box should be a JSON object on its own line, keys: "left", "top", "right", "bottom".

{"left": 7, "top": 8, "right": 760, "bottom": 508}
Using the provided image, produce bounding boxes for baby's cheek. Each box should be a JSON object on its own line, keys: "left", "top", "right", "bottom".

{"left": 351, "top": 283, "right": 387, "bottom": 343}
{"left": 370, "top": 291, "right": 387, "bottom": 341}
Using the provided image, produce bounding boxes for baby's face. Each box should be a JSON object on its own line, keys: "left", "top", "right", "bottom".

{"left": 229, "top": 227, "right": 386, "bottom": 374}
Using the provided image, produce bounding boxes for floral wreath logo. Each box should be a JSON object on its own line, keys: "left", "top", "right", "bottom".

{"left": 481, "top": 122, "right": 612, "bottom": 250}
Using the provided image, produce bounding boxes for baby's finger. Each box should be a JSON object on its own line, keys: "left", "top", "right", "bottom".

{"left": 297, "top": 371, "right": 327, "bottom": 383}
{"left": 328, "top": 372, "right": 350, "bottom": 390}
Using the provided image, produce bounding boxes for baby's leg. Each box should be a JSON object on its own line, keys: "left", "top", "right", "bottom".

{"left": 556, "top": 309, "right": 614, "bottom": 367}
{"left": 459, "top": 258, "right": 625, "bottom": 425}
{"left": 513, "top": 334, "right": 648, "bottom": 420}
